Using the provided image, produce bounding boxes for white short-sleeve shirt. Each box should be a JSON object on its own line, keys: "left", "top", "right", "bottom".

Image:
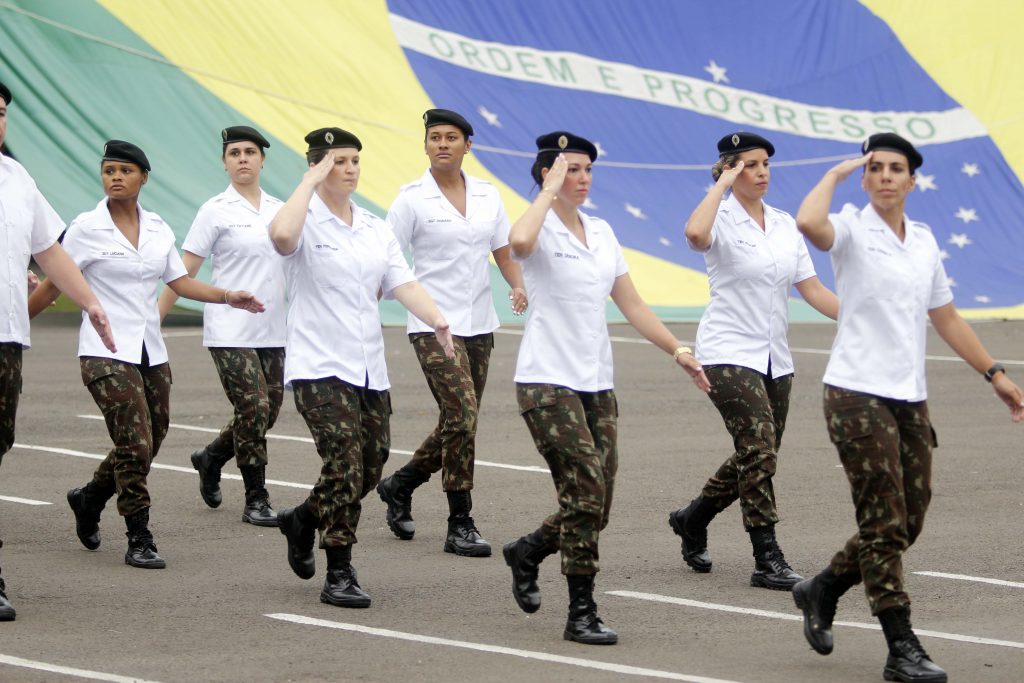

{"left": 283, "top": 194, "right": 415, "bottom": 390}
{"left": 823, "top": 203, "right": 953, "bottom": 401}
{"left": 0, "top": 155, "right": 64, "bottom": 347}
{"left": 182, "top": 185, "right": 286, "bottom": 347}
{"left": 691, "top": 194, "right": 817, "bottom": 377}
{"left": 513, "top": 210, "right": 629, "bottom": 392}
{"left": 387, "top": 169, "right": 510, "bottom": 336}
{"left": 62, "top": 199, "right": 188, "bottom": 364}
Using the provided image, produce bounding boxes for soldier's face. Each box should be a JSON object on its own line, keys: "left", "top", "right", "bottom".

{"left": 425, "top": 125, "right": 470, "bottom": 171}
{"left": 324, "top": 148, "right": 361, "bottom": 194}
{"left": 862, "top": 150, "right": 915, "bottom": 209}
{"left": 555, "top": 152, "right": 593, "bottom": 206}
{"left": 223, "top": 141, "right": 264, "bottom": 186}
{"left": 101, "top": 160, "right": 147, "bottom": 200}
{"left": 731, "top": 148, "right": 770, "bottom": 201}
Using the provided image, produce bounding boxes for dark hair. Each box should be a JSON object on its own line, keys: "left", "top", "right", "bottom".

{"left": 222, "top": 142, "right": 266, "bottom": 161}
{"left": 530, "top": 150, "right": 561, "bottom": 188}
{"left": 710, "top": 153, "right": 739, "bottom": 181}
{"left": 306, "top": 148, "right": 328, "bottom": 165}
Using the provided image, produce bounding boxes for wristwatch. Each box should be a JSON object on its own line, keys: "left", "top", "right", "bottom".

{"left": 673, "top": 346, "right": 693, "bottom": 360}
{"left": 983, "top": 363, "right": 1006, "bottom": 383}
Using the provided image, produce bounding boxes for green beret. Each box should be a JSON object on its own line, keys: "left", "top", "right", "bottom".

{"left": 861, "top": 133, "right": 922, "bottom": 172}
{"left": 535, "top": 130, "right": 598, "bottom": 161}
{"left": 221, "top": 125, "right": 270, "bottom": 149}
{"left": 0, "top": 81, "right": 11, "bottom": 106}
{"left": 102, "top": 139, "right": 151, "bottom": 172}
{"left": 423, "top": 109, "right": 473, "bottom": 137}
{"left": 717, "top": 131, "right": 775, "bottom": 157}
{"left": 304, "top": 127, "right": 361, "bottom": 153}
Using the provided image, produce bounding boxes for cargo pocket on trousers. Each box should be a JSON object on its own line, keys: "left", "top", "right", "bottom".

{"left": 79, "top": 357, "right": 117, "bottom": 387}
{"left": 516, "top": 384, "right": 562, "bottom": 415}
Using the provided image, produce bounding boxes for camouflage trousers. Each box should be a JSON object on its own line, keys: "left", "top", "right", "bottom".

{"left": 293, "top": 377, "right": 391, "bottom": 548}
{"left": 0, "top": 343, "right": 23, "bottom": 466}
{"left": 700, "top": 365, "right": 792, "bottom": 529}
{"left": 517, "top": 383, "right": 618, "bottom": 576}
{"left": 824, "top": 385, "right": 935, "bottom": 615}
{"left": 406, "top": 332, "right": 492, "bottom": 491}
{"left": 207, "top": 347, "right": 285, "bottom": 467}
{"left": 81, "top": 357, "right": 172, "bottom": 516}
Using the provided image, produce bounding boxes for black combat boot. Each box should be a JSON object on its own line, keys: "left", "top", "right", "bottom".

{"left": 878, "top": 605, "right": 947, "bottom": 683}
{"left": 0, "top": 570, "right": 15, "bottom": 621}
{"left": 376, "top": 464, "right": 429, "bottom": 540}
{"left": 67, "top": 481, "right": 114, "bottom": 550}
{"left": 320, "top": 545, "right": 371, "bottom": 608}
{"left": 502, "top": 529, "right": 556, "bottom": 613}
{"left": 240, "top": 465, "right": 278, "bottom": 527}
{"left": 667, "top": 496, "right": 720, "bottom": 573}
{"left": 190, "top": 440, "right": 234, "bottom": 508}
{"left": 748, "top": 525, "right": 802, "bottom": 590}
{"left": 124, "top": 508, "right": 166, "bottom": 569}
{"left": 563, "top": 574, "right": 618, "bottom": 645}
{"left": 443, "top": 491, "right": 491, "bottom": 557}
{"left": 792, "top": 567, "right": 859, "bottom": 655}
{"left": 277, "top": 501, "right": 317, "bottom": 579}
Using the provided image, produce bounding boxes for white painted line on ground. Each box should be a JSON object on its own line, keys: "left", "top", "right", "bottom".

{"left": 608, "top": 591, "right": 1024, "bottom": 650}
{"left": 161, "top": 329, "right": 203, "bottom": 338}
{"left": 75, "top": 414, "right": 551, "bottom": 474}
{"left": 265, "top": 613, "right": 744, "bottom": 683}
{"left": 0, "top": 654, "right": 162, "bottom": 683}
{"left": 915, "top": 571, "right": 1024, "bottom": 589}
{"left": 0, "top": 494, "right": 51, "bottom": 506}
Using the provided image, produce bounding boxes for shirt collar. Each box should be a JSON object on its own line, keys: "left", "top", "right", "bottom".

{"left": 310, "top": 192, "right": 359, "bottom": 230}
{"left": 223, "top": 183, "right": 264, "bottom": 213}
{"left": 86, "top": 198, "right": 158, "bottom": 231}
{"left": 861, "top": 203, "right": 914, "bottom": 248}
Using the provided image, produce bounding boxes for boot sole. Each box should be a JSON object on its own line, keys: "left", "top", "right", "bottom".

{"left": 444, "top": 541, "right": 492, "bottom": 557}
{"left": 376, "top": 482, "right": 415, "bottom": 540}
{"left": 563, "top": 631, "right": 618, "bottom": 645}
{"left": 750, "top": 574, "right": 801, "bottom": 591}
{"left": 125, "top": 557, "right": 167, "bottom": 569}
{"left": 667, "top": 512, "right": 712, "bottom": 573}
{"left": 242, "top": 513, "right": 280, "bottom": 527}
{"left": 320, "top": 592, "right": 371, "bottom": 608}
{"left": 792, "top": 582, "right": 833, "bottom": 655}
{"left": 502, "top": 543, "right": 541, "bottom": 614}
{"left": 0, "top": 606, "right": 15, "bottom": 621}
{"left": 883, "top": 668, "right": 947, "bottom": 683}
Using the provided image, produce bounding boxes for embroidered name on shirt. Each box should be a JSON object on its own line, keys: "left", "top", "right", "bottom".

{"left": 100, "top": 250, "right": 127, "bottom": 258}
{"left": 867, "top": 245, "right": 892, "bottom": 257}
{"left": 735, "top": 239, "right": 757, "bottom": 248}
{"left": 314, "top": 243, "right": 339, "bottom": 251}
{"left": 553, "top": 252, "right": 580, "bottom": 260}
{"left": 426, "top": 217, "right": 454, "bottom": 224}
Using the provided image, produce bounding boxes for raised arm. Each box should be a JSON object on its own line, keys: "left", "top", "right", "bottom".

{"left": 493, "top": 245, "right": 527, "bottom": 315}
{"left": 609, "top": 273, "right": 710, "bottom": 393}
{"left": 684, "top": 161, "right": 744, "bottom": 250}
{"left": 269, "top": 150, "right": 337, "bottom": 255}
{"left": 158, "top": 251, "right": 204, "bottom": 320}
{"left": 928, "top": 303, "right": 1024, "bottom": 421}
{"left": 796, "top": 154, "right": 870, "bottom": 251}
{"left": 508, "top": 154, "right": 566, "bottom": 258}
{"left": 391, "top": 280, "right": 454, "bottom": 358}
{"left": 32, "top": 243, "right": 116, "bottom": 352}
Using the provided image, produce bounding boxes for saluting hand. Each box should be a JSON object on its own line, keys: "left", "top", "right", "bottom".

{"left": 303, "top": 149, "right": 339, "bottom": 189}
{"left": 828, "top": 153, "right": 872, "bottom": 182}
{"left": 509, "top": 287, "right": 528, "bottom": 316}
{"left": 226, "top": 290, "right": 265, "bottom": 314}
{"left": 540, "top": 154, "right": 568, "bottom": 199}
{"left": 991, "top": 374, "right": 1024, "bottom": 423}
{"left": 716, "top": 160, "right": 746, "bottom": 188}
{"left": 675, "top": 352, "right": 711, "bottom": 393}
{"left": 86, "top": 303, "right": 117, "bottom": 353}
{"left": 433, "top": 318, "right": 455, "bottom": 359}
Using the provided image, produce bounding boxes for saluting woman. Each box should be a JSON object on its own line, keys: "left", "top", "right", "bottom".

{"left": 668, "top": 132, "right": 838, "bottom": 591}
{"left": 502, "top": 131, "right": 709, "bottom": 645}
{"left": 158, "top": 125, "right": 286, "bottom": 527}
{"left": 29, "top": 140, "right": 264, "bottom": 569}
{"left": 270, "top": 128, "right": 453, "bottom": 609}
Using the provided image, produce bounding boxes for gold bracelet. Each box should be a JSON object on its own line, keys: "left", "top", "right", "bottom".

{"left": 673, "top": 346, "right": 693, "bottom": 360}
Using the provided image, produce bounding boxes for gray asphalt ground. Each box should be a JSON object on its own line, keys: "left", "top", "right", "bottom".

{"left": 1, "top": 316, "right": 1022, "bottom": 683}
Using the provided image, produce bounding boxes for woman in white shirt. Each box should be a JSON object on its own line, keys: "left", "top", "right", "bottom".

{"left": 792, "top": 133, "right": 1023, "bottom": 683}
{"left": 503, "top": 131, "right": 709, "bottom": 646}
{"left": 668, "top": 132, "right": 838, "bottom": 591}
{"left": 29, "top": 140, "right": 263, "bottom": 570}
{"left": 269, "top": 127, "right": 453, "bottom": 609}
{"left": 158, "top": 125, "right": 285, "bottom": 527}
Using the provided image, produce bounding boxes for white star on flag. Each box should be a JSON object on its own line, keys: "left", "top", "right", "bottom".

{"left": 961, "top": 162, "right": 980, "bottom": 177}
{"left": 704, "top": 59, "right": 730, "bottom": 84}
{"left": 658, "top": 237, "right": 671, "bottom": 246}
{"left": 594, "top": 141, "right": 607, "bottom": 157}
{"left": 938, "top": 249, "right": 951, "bottom": 261}
{"left": 582, "top": 197, "right": 598, "bottom": 210}
{"left": 915, "top": 174, "right": 937, "bottom": 192}
{"left": 974, "top": 295, "right": 991, "bottom": 303}
{"left": 954, "top": 208, "right": 978, "bottom": 223}
{"left": 948, "top": 233, "right": 972, "bottom": 248}
{"left": 946, "top": 276, "right": 957, "bottom": 287}
{"left": 477, "top": 106, "right": 501, "bottom": 127}
{"left": 625, "top": 203, "right": 647, "bottom": 219}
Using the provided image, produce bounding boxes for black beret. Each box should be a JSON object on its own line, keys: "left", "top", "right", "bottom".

{"left": 102, "top": 139, "right": 151, "bottom": 172}
{"left": 304, "top": 127, "right": 361, "bottom": 152}
{"left": 535, "top": 131, "right": 598, "bottom": 161}
{"left": 717, "top": 131, "right": 775, "bottom": 157}
{"left": 0, "top": 81, "right": 11, "bottom": 106}
{"left": 221, "top": 125, "right": 270, "bottom": 149}
{"left": 861, "top": 132, "right": 923, "bottom": 172}
{"left": 423, "top": 109, "right": 474, "bottom": 137}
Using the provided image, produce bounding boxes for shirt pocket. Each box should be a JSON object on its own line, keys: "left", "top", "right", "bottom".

{"left": 726, "top": 240, "right": 770, "bottom": 280}
{"left": 309, "top": 248, "right": 349, "bottom": 289}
